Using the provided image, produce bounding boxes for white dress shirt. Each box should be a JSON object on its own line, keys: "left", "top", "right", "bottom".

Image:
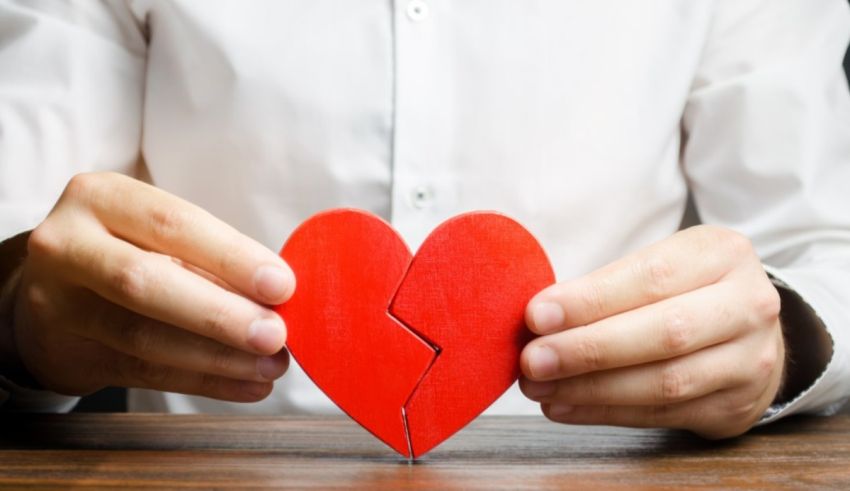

{"left": 1, "top": 0, "right": 849, "bottom": 422}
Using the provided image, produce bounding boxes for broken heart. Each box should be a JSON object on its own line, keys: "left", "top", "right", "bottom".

{"left": 277, "top": 209, "right": 554, "bottom": 458}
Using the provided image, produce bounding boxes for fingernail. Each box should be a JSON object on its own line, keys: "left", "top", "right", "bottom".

{"left": 531, "top": 301, "right": 565, "bottom": 332}
{"left": 528, "top": 345, "right": 560, "bottom": 379}
{"left": 241, "top": 381, "right": 272, "bottom": 399}
{"left": 257, "top": 353, "right": 288, "bottom": 381}
{"left": 523, "top": 380, "right": 556, "bottom": 399}
{"left": 549, "top": 404, "right": 574, "bottom": 417}
{"left": 254, "top": 265, "right": 294, "bottom": 304}
{"left": 248, "top": 316, "right": 286, "bottom": 353}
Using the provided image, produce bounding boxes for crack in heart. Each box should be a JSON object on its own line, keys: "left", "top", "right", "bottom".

{"left": 385, "top": 309, "right": 442, "bottom": 460}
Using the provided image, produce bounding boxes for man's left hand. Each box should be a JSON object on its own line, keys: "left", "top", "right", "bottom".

{"left": 519, "top": 225, "right": 784, "bottom": 439}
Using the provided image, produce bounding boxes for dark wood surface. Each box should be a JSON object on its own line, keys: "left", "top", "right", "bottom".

{"left": 1, "top": 413, "right": 848, "bottom": 489}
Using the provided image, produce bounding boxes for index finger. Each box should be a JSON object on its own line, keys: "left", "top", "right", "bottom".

{"left": 65, "top": 172, "right": 295, "bottom": 305}
{"left": 526, "top": 226, "right": 754, "bottom": 334}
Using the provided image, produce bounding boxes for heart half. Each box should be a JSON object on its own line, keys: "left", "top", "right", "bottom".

{"left": 277, "top": 209, "right": 554, "bottom": 458}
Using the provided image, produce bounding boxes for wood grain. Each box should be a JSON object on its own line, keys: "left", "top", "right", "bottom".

{"left": 0, "top": 414, "right": 848, "bottom": 489}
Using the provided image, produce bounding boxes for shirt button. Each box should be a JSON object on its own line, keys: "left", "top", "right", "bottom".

{"left": 410, "top": 185, "right": 434, "bottom": 209}
{"left": 406, "top": 0, "right": 430, "bottom": 22}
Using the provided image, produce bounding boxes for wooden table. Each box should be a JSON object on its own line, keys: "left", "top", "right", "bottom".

{"left": 1, "top": 413, "right": 848, "bottom": 489}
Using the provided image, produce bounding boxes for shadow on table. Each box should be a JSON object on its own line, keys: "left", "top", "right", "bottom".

{"left": 72, "top": 387, "right": 127, "bottom": 413}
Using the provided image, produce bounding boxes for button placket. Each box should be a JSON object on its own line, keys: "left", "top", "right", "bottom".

{"left": 391, "top": 0, "right": 454, "bottom": 248}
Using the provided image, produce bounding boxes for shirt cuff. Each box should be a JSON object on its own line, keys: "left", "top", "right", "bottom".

{"left": 757, "top": 264, "right": 850, "bottom": 425}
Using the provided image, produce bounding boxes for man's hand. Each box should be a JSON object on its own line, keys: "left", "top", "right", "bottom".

{"left": 11, "top": 172, "right": 295, "bottom": 401}
{"left": 519, "top": 225, "right": 784, "bottom": 439}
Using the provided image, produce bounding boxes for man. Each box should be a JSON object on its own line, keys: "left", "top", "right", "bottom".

{"left": 1, "top": 0, "right": 849, "bottom": 440}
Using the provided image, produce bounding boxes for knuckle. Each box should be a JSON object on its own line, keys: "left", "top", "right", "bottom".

{"left": 710, "top": 225, "right": 754, "bottom": 260}
{"left": 22, "top": 282, "right": 52, "bottom": 317}
{"left": 202, "top": 301, "right": 238, "bottom": 343}
{"left": 127, "top": 323, "right": 158, "bottom": 358}
{"left": 658, "top": 364, "right": 691, "bottom": 403}
{"left": 27, "top": 223, "right": 64, "bottom": 259}
{"left": 575, "top": 282, "right": 608, "bottom": 320}
{"left": 752, "top": 285, "right": 781, "bottom": 324}
{"left": 216, "top": 240, "right": 244, "bottom": 279}
{"left": 579, "top": 374, "right": 604, "bottom": 402}
{"left": 692, "top": 224, "right": 724, "bottom": 241}
{"left": 574, "top": 337, "right": 604, "bottom": 372}
{"left": 110, "top": 259, "right": 153, "bottom": 301}
{"left": 134, "top": 359, "right": 173, "bottom": 388}
{"left": 148, "top": 205, "right": 192, "bottom": 245}
{"left": 63, "top": 172, "right": 131, "bottom": 207}
{"left": 639, "top": 255, "right": 675, "bottom": 300}
{"left": 724, "top": 230, "right": 755, "bottom": 259}
{"left": 209, "top": 344, "right": 237, "bottom": 375}
{"left": 754, "top": 346, "right": 780, "bottom": 380}
{"left": 659, "top": 306, "right": 692, "bottom": 355}
{"left": 724, "top": 397, "right": 759, "bottom": 422}
{"left": 691, "top": 225, "right": 753, "bottom": 259}
{"left": 63, "top": 172, "right": 101, "bottom": 202}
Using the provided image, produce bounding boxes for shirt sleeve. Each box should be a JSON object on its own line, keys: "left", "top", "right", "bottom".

{"left": 0, "top": 0, "right": 147, "bottom": 411}
{"left": 682, "top": 0, "right": 850, "bottom": 420}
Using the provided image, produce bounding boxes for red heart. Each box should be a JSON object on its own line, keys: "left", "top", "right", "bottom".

{"left": 277, "top": 209, "right": 554, "bottom": 458}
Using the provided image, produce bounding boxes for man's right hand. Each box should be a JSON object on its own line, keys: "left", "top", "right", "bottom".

{"left": 10, "top": 172, "right": 294, "bottom": 401}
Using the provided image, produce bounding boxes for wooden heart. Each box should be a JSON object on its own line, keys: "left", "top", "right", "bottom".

{"left": 277, "top": 209, "right": 554, "bottom": 458}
